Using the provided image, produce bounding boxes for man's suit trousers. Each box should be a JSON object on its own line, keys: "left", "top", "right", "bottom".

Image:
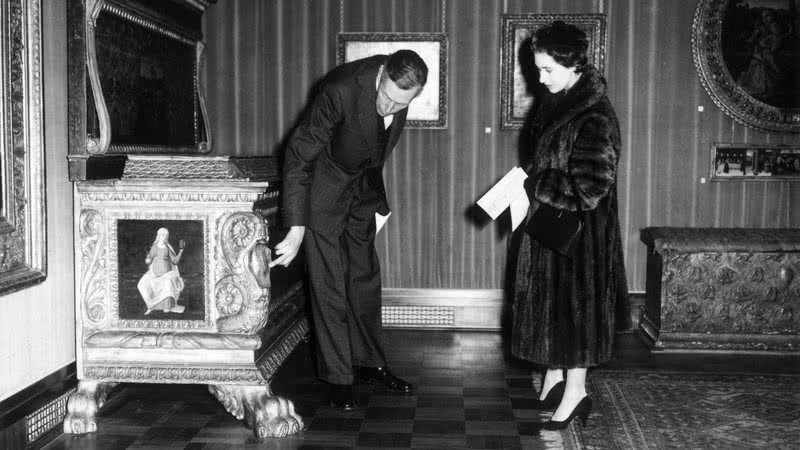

{"left": 303, "top": 185, "right": 386, "bottom": 385}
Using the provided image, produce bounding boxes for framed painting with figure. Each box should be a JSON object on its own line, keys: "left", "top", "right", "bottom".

{"left": 500, "top": 14, "right": 607, "bottom": 131}
{"left": 710, "top": 143, "right": 800, "bottom": 181}
{"left": 692, "top": 0, "right": 800, "bottom": 133}
{"left": 0, "top": 0, "right": 46, "bottom": 296}
{"left": 115, "top": 219, "right": 207, "bottom": 326}
{"left": 337, "top": 32, "right": 448, "bottom": 129}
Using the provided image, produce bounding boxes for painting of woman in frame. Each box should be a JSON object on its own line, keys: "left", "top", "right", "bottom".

{"left": 693, "top": 0, "right": 800, "bottom": 133}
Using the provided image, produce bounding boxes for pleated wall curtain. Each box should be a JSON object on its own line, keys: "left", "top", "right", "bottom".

{"left": 203, "top": 0, "right": 800, "bottom": 292}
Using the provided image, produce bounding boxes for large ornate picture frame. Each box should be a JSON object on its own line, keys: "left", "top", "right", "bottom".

{"left": 692, "top": 0, "right": 800, "bottom": 133}
{"left": 337, "top": 32, "right": 448, "bottom": 129}
{"left": 0, "top": 0, "right": 47, "bottom": 295}
{"left": 81, "top": 0, "right": 212, "bottom": 155}
{"left": 500, "top": 14, "right": 607, "bottom": 131}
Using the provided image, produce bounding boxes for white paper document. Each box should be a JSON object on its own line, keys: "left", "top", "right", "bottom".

{"left": 476, "top": 166, "right": 529, "bottom": 230}
{"left": 509, "top": 192, "right": 530, "bottom": 231}
{"left": 375, "top": 212, "right": 391, "bottom": 234}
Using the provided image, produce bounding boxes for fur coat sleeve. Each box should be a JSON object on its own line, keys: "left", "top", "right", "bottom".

{"left": 531, "top": 111, "right": 620, "bottom": 212}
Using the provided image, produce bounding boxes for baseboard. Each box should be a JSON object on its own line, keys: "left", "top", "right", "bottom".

{"left": 0, "top": 363, "right": 76, "bottom": 449}
{"left": 381, "top": 289, "right": 645, "bottom": 331}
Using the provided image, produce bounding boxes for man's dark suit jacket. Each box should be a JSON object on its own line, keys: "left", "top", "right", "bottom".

{"left": 282, "top": 55, "right": 407, "bottom": 238}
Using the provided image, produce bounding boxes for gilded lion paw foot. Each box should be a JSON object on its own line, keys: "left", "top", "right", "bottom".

{"left": 208, "top": 384, "right": 304, "bottom": 438}
{"left": 63, "top": 381, "right": 116, "bottom": 434}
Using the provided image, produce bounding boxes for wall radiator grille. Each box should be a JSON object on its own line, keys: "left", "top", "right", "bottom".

{"left": 382, "top": 306, "right": 455, "bottom": 327}
{"left": 25, "top": 388, "right": 74, "bottom": 445}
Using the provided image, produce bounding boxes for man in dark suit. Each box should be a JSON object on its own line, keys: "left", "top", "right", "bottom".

{"left": 270, "top": 50, "right": 428, "bottom": 410}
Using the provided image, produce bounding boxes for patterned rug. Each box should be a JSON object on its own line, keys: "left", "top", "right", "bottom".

{"left": 575, "top": 370, "right": 799, "bottom": 450}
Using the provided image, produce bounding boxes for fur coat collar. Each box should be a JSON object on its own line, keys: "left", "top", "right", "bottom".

{"left": 530, "top": 66, "right": 615, "bottom": 174}
{"left": 533, "top": 66, "right": 608, "bottom": 140}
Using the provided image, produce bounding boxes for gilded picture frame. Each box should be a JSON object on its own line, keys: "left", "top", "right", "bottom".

{"left": 337, "top": 32, "right": 448, "bottom": 129}
{"left": 108, "top": 212, "right": 213, "bottom": 330}
{"left": 500, "top": 14, "right": 607, "bottom": 131}
{"left": 692, "top": 0, "right": 800, "bottom": 134}
{"left": 0, "top": 0, "right": 47, "bottom": 296}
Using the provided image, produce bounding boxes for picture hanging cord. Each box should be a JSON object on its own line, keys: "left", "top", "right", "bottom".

{"left": 338, "top": 0, "right": 447, "bottom": 33}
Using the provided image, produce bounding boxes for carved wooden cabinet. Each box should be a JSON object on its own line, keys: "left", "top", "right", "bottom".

{"left": 64, "top": 0, "right": 310, "bottom": 438}
{"left": 640, "top": 227, "right": 799, "bottom": 352}
{"left": 65, "top": 156, "right": 308, "bottom": 438}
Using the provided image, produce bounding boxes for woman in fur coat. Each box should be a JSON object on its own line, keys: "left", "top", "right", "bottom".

{"left": 511, "top": 21, "right": 629, "bottom": 430}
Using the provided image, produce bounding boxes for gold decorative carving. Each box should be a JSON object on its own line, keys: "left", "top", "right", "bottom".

{"left": 79, "top": 210, "right": 107, "bottom": 327}
{"left": 215, "top": 280, "right": 244, "bottom": 316}
{"left": 101, "top": 2, "right": 195, "bottom": 44}
{"left": 196, "top": 40, "right": 212, "bottom": 151}
{"left": 660, "top": 251, "right": 799, "bottom": 335}
{"left": 216, "top": 213, "right": 271, "bottom": 334}
{"left": 84, "top": 0, "right": 110, "bottom": 155}
{"left": 84, "top": 330, "right": 261, "bottom": 349}
{"left": 123, "top": 157, "right": 241, "bottom": 179}
{"left": 83, "top": 366, "right": 265, "bottom": 384}
{"left": 208, "top": 384, "right": 304, "bottom": 438}
{"left": 257, "top": 319, "right": 309, "bottom": 378}
{"left": 80, "top": 191, "right": 262, "bottom": 203}
{"left": 63, "top": 381, "right": 117, "bottom": 434}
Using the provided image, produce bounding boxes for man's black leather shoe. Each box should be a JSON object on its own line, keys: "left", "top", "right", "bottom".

{"left": 357, "top": 366, "right": 413, "bottom": 394}
{"left": 329, "top": 383, "right": 355, "bottom": 410}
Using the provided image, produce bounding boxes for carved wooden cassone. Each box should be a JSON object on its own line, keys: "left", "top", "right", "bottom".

{"left": 65, "top": 156, "right": 308, "bottom": 438}
{"left": 640, "top": 227, "right": 800, "bottom": 352}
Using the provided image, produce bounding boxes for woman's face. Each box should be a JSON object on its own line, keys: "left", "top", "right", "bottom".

{"left": 534, "top": 52, "right": 580, "bottom": 94}
{"left": 157, "top": 229, "right": 169, "bottom": 242}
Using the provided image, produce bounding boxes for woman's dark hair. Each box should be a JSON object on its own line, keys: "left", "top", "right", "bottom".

{"left": 385, "top": 49, "right": 428, "bottom": 90}
{"left": 531, "top": 21, "right": 589, "bottom": 72}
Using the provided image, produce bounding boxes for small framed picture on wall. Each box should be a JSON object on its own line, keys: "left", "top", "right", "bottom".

{"left": 499, "top": 14, "right": 607, "bottom": 131}
{"left": 710, "top": 143, "right": 800, "bottom": 181}
{"left": 337, "top": 32, "right": 448, "bottom": 129}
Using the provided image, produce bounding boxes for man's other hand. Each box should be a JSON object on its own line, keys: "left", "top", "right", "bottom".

{"left": 269, "top": 226, "right": 305, "bottom": 268}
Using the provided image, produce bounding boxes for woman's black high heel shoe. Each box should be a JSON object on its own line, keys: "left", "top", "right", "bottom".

{"left": 532, "top": 380, "right": 566, "bottom": 410}
{"left": 542, "top": 396, "right": 592, "bottom": 430}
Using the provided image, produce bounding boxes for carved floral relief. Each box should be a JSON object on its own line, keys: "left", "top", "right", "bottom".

{"left": 661, "top": 251, "right": 799, "bottom": 334}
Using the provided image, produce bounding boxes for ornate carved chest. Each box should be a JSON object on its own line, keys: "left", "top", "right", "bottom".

{"left": 66, "top": 156, "right": 308, "bottom": 437}
{"left": 64, "top": 0, "right": 310, "bottom": 438}
{"left": 640, "top": 227, "right": 800, "bottom": 352}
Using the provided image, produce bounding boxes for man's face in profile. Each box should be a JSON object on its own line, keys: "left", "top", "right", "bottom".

{"left": 376, "top": 70, "right": 421, "bottom": 117}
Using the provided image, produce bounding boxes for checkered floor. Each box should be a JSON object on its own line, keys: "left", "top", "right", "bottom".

{"left": 44, "top": 329, "right": 796, "bottom": 449}
{"left": 47, "top": 330, "right": 584, "bottom": 449}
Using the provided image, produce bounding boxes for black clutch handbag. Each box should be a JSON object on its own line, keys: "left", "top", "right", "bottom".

{"left": 526, "top": 203, "right": 583, "bottom": 256}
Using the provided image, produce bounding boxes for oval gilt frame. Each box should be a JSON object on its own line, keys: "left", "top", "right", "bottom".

{"left": 692, "top": 0, "right": 799, "bottom": 133}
